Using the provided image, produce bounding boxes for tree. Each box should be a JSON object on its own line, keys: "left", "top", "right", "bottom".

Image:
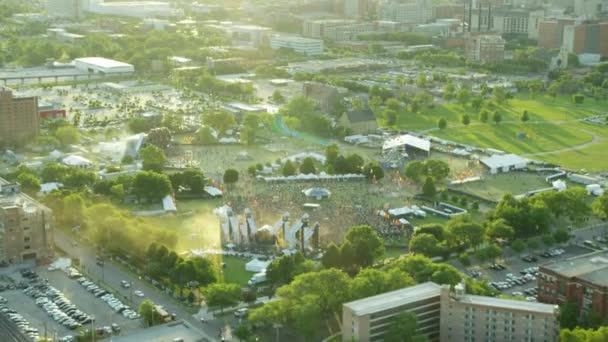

{"left": 560, "top": 301, "right": 580, "bottom": 330}
{"left": 457, "top": 88, "right": 471, "bottom": 107}
{"left": 493, "top": 87, "right": 508, "bottom": 103}
{"left": 146, "top": 127, "right": 171, "bottom": 148}
{"left": 386, "top": 98, "right": 402, "bottom": 111}
{"left": 202, "top": 110, "right": 236, "bottom": 135}
{"left": 350, "top": 268, "right": 415, "bottom": 300}
{"left": 55, "top": 125, "right": 80, "bottom": 146}
{"left": 16, "top": 173, "right": 40, "bottom": 194}
{"left": 443, "top": 82, "right": 456, "bottom": 100}
{"left": 479, "top": 110, "right": 489, "bottom": 123}
{"left": 41, "top": 163, "right": 68, "bottom": 183}
{"left": 197, "top": 126, "right": 218, "bottom": 145}
{"left": 560, "top": 326, "right": 608, "bottom": 342}
{"left": 404, "top": 161, "right": 426, "bottom": 183}
{"left": 383, "top": 109, "right": 398, "bottom": 126}
{"left": 234, "top": 324, "right": 254, "bottom": 341}
{"left": 446, "top": 215, "right": 485, "bottom": 250}
{"left": 363, "top": 161, "right": 384, "bottom": 181}
{"left": 409, "top": 233, "right": 439, "bottom": 257}
{"left": 132, "top": 171, "right": 172, "bottom": 202}
{"left": 572, "top": 94, "right": 585, "bottom": 104}
{"left": 553, "top": 228, "right": 571, "bottom": 244}
{"left": 321, "top": 243, "right": 342, "bottom": 269}
{"left": 416, "top": 73, "right": 428, "bottom": 88}
{"left": 511, "top": 239, "right": 526, "bottom": 253}
{"left": 422, "top": 176, "right": 437, "bottom": 197}
{"left": 344, "top": 154, "right": 364, "bottom": 174}
{"left": 299, "top": 157, "right": 316, "bottom": 174}
{"left": 281, "top": 160, "right": 297, "bottom": 176}
{"left": 325, "top": 144, "right": 340, "bottom": 167}
{"left": 415, "top": 224, "right": 445, "bottom": 241}
{"left": 521, "top": 110, "right": 530, "bottom": 122}
{"left": 492, "top": 111, "right": 502, "bottom": 124}
{"left": 204, "top": 283, "right": 241, "bottom": 313}
{"left": 140, "top": 145, "right": 167, "bottom": 172}
{"left": 437, "top": 118, "right": 447, "bottom": 130}
{"left": 425, "top": 160, "right": 450, "bottom": 181}
{"left": 476, "top": 244, "right": 502, "bottom": 262}
{"left": 592, "top": 193, "right": 608, "bottom": 219}
{"left": 267, "top": 252, "right": 315, "bottom": 286}
{"left": 161, "top": 113, "right": 184, "bottom": 133}
{"left": 63, "top": 193, "right": 85, "bottom": 227}
{"left": 223, "top": 169, "right": 239, "bottom": 184}
{"left": 485, "top": 219, "right": 515, "bottom": 241}
{"left": 430, "top": 264, "right": 462, "bottom": 286}
{"left": 271, "top": 90, "right": 285, "bottom": 104}
{"left": 281, "top": 96, "right": 316, "bottom": 118}
{"left": 461, "top": 114, "right": 471, "bottom": 126}
{"left": 343, "top": 225, "right": 384, "bottom": 269}
{"left": 138, "top": 300, "right": 158, "bottom": 327}
{"left": 63, "top": 168, "right": 96, "bottom": 189}
{"left": 384, "top": 312, "right": 427, "bottom": 342}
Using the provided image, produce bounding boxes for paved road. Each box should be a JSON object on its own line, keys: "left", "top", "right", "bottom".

{"left": 53, "top": 230, "right": 218, "bottom": 341}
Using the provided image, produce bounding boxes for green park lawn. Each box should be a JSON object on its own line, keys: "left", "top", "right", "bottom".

{"left": 396, "top": 95, "right": 604, "bottom": 131}
{"left": 535, "top": 141, "right": 608, "bottom": 172}
{"left": 218, "top": 255, "right": 254, "bottom": 286}
{"left": 451, "top": 172, "right": 550, "bottom": 202}
{"left": 430, "top": 122, "right": 593, "bottom": 155}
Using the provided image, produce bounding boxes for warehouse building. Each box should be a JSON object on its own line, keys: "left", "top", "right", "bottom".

{"left": 74, "top": 57, "right": 135, "bottom": 75}
{"left": 480, "top": 154, "right": 529, "bottom": 174}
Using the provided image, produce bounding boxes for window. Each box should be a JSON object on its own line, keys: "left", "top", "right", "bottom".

{"left": 24, "top": 245, "right": 30, "bottom": 250}
{"left": 24, "top": 237, "right": 30, "bottom": 243}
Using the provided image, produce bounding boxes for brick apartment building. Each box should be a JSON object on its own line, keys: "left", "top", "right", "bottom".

{"left": 563, "top": 21, "right": 608, "bottom": 58}
{"left": 0, "top": 178, "right": 54, "bottom": 264}
{"left": 538, "top": 251, "right": 608, "bottom": 319}
{"left": 537, "top": 18, "right": 575, "bottom": 49}
{"left": 0, "top": 87, "right": 39, "bottom": 147}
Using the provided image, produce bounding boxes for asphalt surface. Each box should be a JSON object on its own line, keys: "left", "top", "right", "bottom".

{"left": 0, "top": 313, "right": 31, "bottom": 342}
{"left": 53, "top": 230, "right": 218, "bottom": 341}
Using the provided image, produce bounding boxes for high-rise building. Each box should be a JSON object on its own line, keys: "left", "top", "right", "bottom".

{"left": 537, "top": 18, "right": 575, "bottom": 49}
{"left": 344, "top": 0, "right": 371, "bottom": 18}
{"left": 46, "top": 0, "right": 82, "bottom": 19}
{"left": 0, "top": 179, "right": 54, "bottom": 264}
{"left": 538, "top": 251, "right": 608, "bottom": 319}
{"left": 377, "top": 0, "right": 433, "bottom": 24}
{"left": 440, "top": 284, "right": 560, "bottom": 342}
{"left": 0, "top": 87, "right": 39, "bottom": 148}
{"left": 464, "top": 33, "right": 506, "bottom": 62}
{"left": 562, "top": 21, "right": 608, "bottom": 58}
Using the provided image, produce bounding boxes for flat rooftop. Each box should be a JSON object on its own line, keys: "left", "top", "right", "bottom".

{"left": 456, "top": 294, "right": 557, "bottom": 314}
{"left": 542, "top": 251, "right": 608, "bottom": 286}
{"left": 343, "top": 282, "right": 441, "bottom": 316}
{"left": 110, "top": 321, "right": 207, "bottom": 342}
{"left": 74, "top": 57, "right": 133, "bottom": 69}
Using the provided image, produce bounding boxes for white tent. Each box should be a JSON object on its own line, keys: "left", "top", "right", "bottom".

{"left": 552, "top": 180, "right": 567, "bottom": 192}
{"left": 245, "top": 258, "right": 271, "bottom": 273}
{"left": 204, "top": 186, "right": 223, "bottom": 197}
{"left": 383, "top": 134, "right": 431, "bottom": 152}
{"left": 62, "top": 155, "right": 93, "bottom": 169}
{"left": 162, "top": 195, "right": 177, "bottom": 212}
{"left": 480, "top": 154, "right": 529, "bottom": 174}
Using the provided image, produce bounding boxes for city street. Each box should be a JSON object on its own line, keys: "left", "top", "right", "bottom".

{"left": 53, "top": 230, "right": 221, "bottom": 341}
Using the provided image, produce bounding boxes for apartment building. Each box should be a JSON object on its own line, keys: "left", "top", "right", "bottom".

{"left": 537, "top": 18, "right": 575, "bottom": 49}
{"left": 0, "top": 179, "right": 54, "bottom": 264}
{"left": 303, "top": 19, "right": 407, "bottom": 41}
{"left": 470, "top": 7, "right": 544, "bottom": 39}
{"left": 440, "top": 284, "right": 559, "bottom": 342}
{"left": 377, "top": 0, "right": 433, "bottom": 24}
{"left": 269, "top": 36, "right": 324, "bottom": 55}
{"left": 342, "top": 282, "right": 559, "bottom": 342}
{"left": 0, "top": 87, "right": 39, "bottom": 148}
{"left": 538, "top": 251, "right": 608, "bottom": 319}
{"left": 343, "top": 282, "right": 442, "bottom": 342}
{"left": 344, "top": 0, "right": 371, "bottom": 18}
{"left": 464, "top": 33, "right": 506, "bottom": 62}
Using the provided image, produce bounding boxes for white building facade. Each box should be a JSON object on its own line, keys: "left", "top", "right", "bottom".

{"left": 269, "top": 36, "right": 324, "bottom": 55}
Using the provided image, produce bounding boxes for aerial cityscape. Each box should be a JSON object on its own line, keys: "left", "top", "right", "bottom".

{"left": 0, "top": 0, "right": 607, "bottom": 341}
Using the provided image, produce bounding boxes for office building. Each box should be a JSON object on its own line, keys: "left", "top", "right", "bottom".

{"left": 0, "top": 87, "right": 39, "bottom": 147}
{"left": 270, "top": 36, "right": 324, "bottom": 55}
{"left": 440, "top": 284, "right": 559, "bottom": 342}
{"left": 229, "top": 25, "right": 272, "bottom": 45}
{"left": 344, "top": 0, "right": 371, "bottom": 18}
{"left": 537, "top": 18, "right": 575, "bottom": 49}
{"left": 303, "top": 19, "right": 407, "bottom": 41}
{"left": 85, "top": 0, "right": 183, "bottom": 18}
{"left": 46, "top": 0, "right": 82, "bottom": 19}
{"left": 377, "top": 0, "right": 433, "bottom": 24}
{"left": 538, "top": 251, "right": 608, "bottom": 319}
{"left": 0, "top": 179, "right": 54, "bottom": 264}
{"left": 464, "top": 33, "right": 505, "bottom": 62}
{"left": 342, "top": 282, "right": 442, "bottom": 342}
{"left": 470, "top": 7, "right": 544, "bottom": 39}
{"left": 562, "top": 21, "right": 608, "bottom": 59}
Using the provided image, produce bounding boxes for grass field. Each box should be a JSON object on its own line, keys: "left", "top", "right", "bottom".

{"left": 431, "top": 122, "right": 594, "bottom": 154}
{"left": 218, "top": 255, "right": 254, "bottom": 286}
{"left": 451, "top": 172, "right": 550, "bottom": 201}
{"left": 397, "top": 95, "right": 605, "bottom": 131}
{"left": 535, "top": 142, "right": 608, "bottom": 172}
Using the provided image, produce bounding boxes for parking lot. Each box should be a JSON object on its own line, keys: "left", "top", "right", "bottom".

{"left": 0, "top": 264, "right": 143, "bottom": 341}
{"left": 462, "top": 244, "right": 594, "bottom": 301}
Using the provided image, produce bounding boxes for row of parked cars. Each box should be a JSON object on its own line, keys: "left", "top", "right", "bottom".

{"left": 76, "top": 277, "right": 139, "bottom": 320}
{"left": 0, "top": 304, "right": 40, "bottom": 340}
{"left": 23, "top": 283, "right": 92, "bottom": 330}
{"left": 490, "top": 271, "right": 536, "bottom": 291}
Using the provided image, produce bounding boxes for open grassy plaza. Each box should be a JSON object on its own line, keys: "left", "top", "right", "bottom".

{"left": 450, "top": 172, "right": 551, "bottom": 202}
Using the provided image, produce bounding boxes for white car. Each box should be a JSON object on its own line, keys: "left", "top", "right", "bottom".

{"left": 134, "top": 290, "right": 144, "bottom": 297}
